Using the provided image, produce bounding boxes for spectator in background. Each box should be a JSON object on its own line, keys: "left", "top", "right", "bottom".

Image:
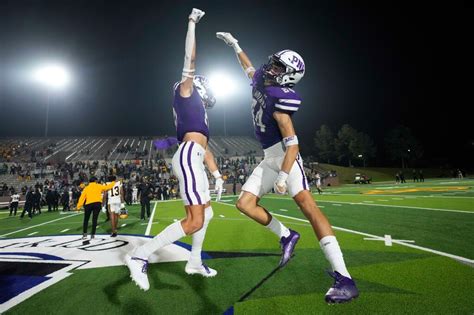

{"left": 418, "top": 170, "right": 424, "bottom": 182}
{"left": 33, "top": 187, "right": 42, "bottom": 215}
{"left": 61, "top": 189, "right": 70, "bottom": 212}
{"left": 395, "top": 172, "right": 400, "bottom": 184}
{"left": 315, "top": 172, "right": 323, "bottom": 195}
{"left": 20, "top": 188, "right": 34, "bottom": 219}
{"left": 412, "top": 169, "right": 418, "bottom": 182}
{"left": 10, "top": 191, "right": 20, "bottom": 216}
{"left": 399, "top": 171, "right": 406, "bottom": 183}
{"left": 138, "top": 177, "right": 154, "bottom": 220}
{"left": 46, "top": 188, "right": 55, "bottom": 212}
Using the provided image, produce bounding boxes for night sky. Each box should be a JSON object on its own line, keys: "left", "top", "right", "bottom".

{"left": 0, "top": 0, "right": 471, "bottom": 167}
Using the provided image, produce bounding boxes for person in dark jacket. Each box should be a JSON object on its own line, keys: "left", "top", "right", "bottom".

{"left": 138, "top": 177, "right": 154, "bottom": 220}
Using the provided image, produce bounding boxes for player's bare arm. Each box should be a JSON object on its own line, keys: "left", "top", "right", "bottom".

{"left": 216, "top": 32, "right": 255, "bottom": 79}
{"left": 205, "top": 148, "right": 224, "bottom": 193}
{"left": 180, "top": 9, "right": 205, "bottom": 97}
{"left": 274, "top": 111, "right": 299, "bottom": 173}
{"left": 273, "top": 111, "right": 299, "bottom": 194}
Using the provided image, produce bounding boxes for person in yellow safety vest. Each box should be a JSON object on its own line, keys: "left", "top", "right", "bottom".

{"left": 77, "top": 176, "right": 115, "bottom": 240}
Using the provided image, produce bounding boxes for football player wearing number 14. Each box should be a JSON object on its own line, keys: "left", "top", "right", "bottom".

{"left": 217, "top": 32, "right": 359, "bottom": 303}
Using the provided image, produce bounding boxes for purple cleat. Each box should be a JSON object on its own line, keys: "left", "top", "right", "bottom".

{"left": 279, "top": 229, "right": 300, "bottom": 267}
{"left": 325, "top": 271, "right": 359, "bottom": 303}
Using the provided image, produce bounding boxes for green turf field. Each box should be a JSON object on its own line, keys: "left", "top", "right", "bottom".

{"left": 1, "top": 179, "right": 473, "bottom": 314}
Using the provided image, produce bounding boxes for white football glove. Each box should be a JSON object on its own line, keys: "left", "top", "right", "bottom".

{"left": 189, "top": 8, "right": 205, "bottom": 23}
{"left": 215, "top": 177, "right": 224, "bottom": 193}
{"left": 101, "top": 206, "right": 107, "bottom": 213}
{"left": 274, "top": 171, "right": 288, "bottom": 195}
{"left": 216, "top": 32, "right": 239, "bottom": 47}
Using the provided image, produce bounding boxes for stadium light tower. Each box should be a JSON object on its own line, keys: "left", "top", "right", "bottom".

{"left": 31, "top": 64, "right": 71, "bottom": 137}
{"left": 209, "top": 72, "right": 236, "bottom": 137}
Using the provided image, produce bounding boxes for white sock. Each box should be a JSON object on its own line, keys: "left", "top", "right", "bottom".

{"left": 134, "top": 221, "right": 186, "bottom": 259}
{"left": 265, "top": 216, "right": 291, "bottom": 238}
{"left": 319, "top": 235, "right": 351, "bottom": 278}
{"left": 188, "top": 206, "right": 213, "bottom": 267}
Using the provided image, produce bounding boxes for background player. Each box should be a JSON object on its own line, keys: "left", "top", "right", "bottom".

{"left": 103, "top": 175, "right": 125, "bottom": 237}
{"left": 125, "top": 8, "right": 224, "bottom": 291}
{"left": 217, "top": 32, "right": 359, "bottom": 303}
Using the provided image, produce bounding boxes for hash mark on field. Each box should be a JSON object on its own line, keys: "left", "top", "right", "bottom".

{"left": 27, "top": 232, "right": 38, "bottom": 236}
{"left": 332, "top": 204, "right": 342, "bottom": 206}
{"left": 121, "top": 224, "right": 127, "bottom": 227}
{"left": 60, "top": 229, "right": 69, "bottom": 233}
{"left": 377, "top": 199, "right": 389, "bottom": 202}
{"left": 318, "top": 206, "right": 325, "bottom": 208}
{"left": 363, "top": 201, "right": 374, "bottom": 203}
{"left": 219, "top": 215, "right": 225, "bottom": 218}
{"left": 279, "top": 209, "right": 288, "bottom": 212}
{"left": 240, "top": 213, "right": 245, "bottom": 216}
{"left": 392, "top": 198, "right": 404, "bottom": 200}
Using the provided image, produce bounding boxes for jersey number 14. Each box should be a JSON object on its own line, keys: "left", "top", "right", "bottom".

{"left": 252, "top": 99, "right": 266, "bottom": 132}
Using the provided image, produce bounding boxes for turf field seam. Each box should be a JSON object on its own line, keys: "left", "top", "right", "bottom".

{"left": 271, "top": 212, "right": 474, "bottom": 266}
{"left": 0, "top": 213, "right": 81, "bottom": 237}
{"left": 145, "top": 202, "right": 158, "bottom": 236}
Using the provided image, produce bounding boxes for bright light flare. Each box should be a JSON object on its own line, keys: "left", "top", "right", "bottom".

{"left": 209, "top": 72, "right": 236, "bottom": 98}
{"left": 32, "top": 64, "right": 71, "bottom": 89}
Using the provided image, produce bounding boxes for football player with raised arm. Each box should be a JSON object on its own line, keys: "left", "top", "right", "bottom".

{"left": 125, "top": 8, "right": 224, "bottom": 291}
{"left": 217, "top": 32, "right": 359, "bottom": 303}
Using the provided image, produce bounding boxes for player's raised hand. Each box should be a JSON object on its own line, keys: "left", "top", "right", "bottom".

{"left": 216, "top": 32, "right": 238, "bottom": 47}
{"left": 189, "top": 8, "right": 205, "bottom": 23}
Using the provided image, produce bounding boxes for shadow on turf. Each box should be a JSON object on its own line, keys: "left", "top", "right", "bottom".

{"left": 153, "top": 262, "right": 221, "bottom": 314}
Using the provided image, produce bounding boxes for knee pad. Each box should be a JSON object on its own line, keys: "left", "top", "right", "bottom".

{"left": 204, "top": 206, "right": 214, "bottom": 224}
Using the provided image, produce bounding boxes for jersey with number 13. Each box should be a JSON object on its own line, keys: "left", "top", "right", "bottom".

{"left": 251, "top": 67, "right": 302, "bottom": 149}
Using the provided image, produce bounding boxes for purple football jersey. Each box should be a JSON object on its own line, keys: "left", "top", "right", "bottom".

{"left": 251, "top": 67, "right": 302, "bottom": 149}
{"left": 173, "top": 83, "right": 209, "bottom": 142}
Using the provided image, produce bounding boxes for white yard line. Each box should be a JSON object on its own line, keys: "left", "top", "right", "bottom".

{"left": 0, "top": 213, "right": 81, "bottom": 237}
{"left": 145, "top": 202, "right": 158, "bottom": 236}
{"left": 271, "top": 212, "right": 474, "bottom": 265}
{"left": 27, "top": 231, "right": 38, "bottom": 236}
{"left": 266, "top": 196, "right": 474, "bottom": 214}
{"left": 60, "top": 229, "right": 70, "bottom": 233}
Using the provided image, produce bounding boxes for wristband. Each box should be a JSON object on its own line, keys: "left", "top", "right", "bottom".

{"left": 283, "top": 135, "right": 299, "bottom": 147}
{"left": 233, "top": 42, "right": 243, "bottom": 54}
{"left": 212, "top": 170, "right": 222, "bottom": 179}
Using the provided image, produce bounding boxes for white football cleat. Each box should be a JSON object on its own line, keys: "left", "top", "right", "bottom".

{"left": 216, "top": 32, "right": 238, "bottom": 47}
{"left": 189, "top": 8, "right": 205, "bottom": 23}
{"left": 185, "top": 263, "right": 217, "bottom": 277}
{"left": 125, "top": 254, "right": 150, "bottom": 291}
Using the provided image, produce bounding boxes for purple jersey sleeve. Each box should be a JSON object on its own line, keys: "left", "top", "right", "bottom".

{"left": 266, "top": 86, "right": 302, "bottom": 115}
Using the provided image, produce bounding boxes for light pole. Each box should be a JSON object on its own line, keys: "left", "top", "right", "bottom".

{"left": 32, "top": 64, "right": 71, "bottom": 137}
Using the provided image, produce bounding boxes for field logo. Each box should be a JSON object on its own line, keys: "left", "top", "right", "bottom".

{"left": 0, "top": 235, "right": 191, "bottom": 312}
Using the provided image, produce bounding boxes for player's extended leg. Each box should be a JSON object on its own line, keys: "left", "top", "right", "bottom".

{"left": 293, "top": 190, "right": 359, "bottom": 303}
{"left": 125, "top": 204, "right": 205, "bottom": 291}
{"left": 109, "top": 206, "right": 117, "bottom": 236}
{"left": 185, "top": 201, "right": 217, "bottom": 277}
{"left": 236, "top": 191, "right": 300, "bottom": 267}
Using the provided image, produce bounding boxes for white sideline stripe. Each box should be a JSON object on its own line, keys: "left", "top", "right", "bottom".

{"left": 0, "top": 213, "right": 81, "bottom": 237}
{"left": 145, "top": 202, "right": 157, "bottom": 236}
{"left": 60, "top": 229, "right": 69, "bottom": 233}
{"left": 271, "top": 212, "right": 474, "bottom": 265}
{"left": 268, "top": 196, "right": 474, "bottom": 214}
{"left": 326, "top": 193, "right": 474, "bottom": 199}
{"left": 27, "top": 232, "right": 38, "bottom": 236}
